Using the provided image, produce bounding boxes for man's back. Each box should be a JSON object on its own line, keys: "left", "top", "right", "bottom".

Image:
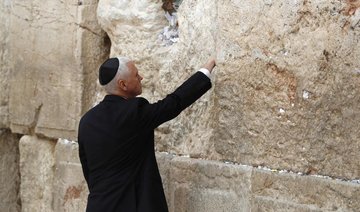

{"left": 78, "top": 71, "right": 212, "bottom": 212}
{"left": 79, "top": 96, "right": 168, "bottom": 212}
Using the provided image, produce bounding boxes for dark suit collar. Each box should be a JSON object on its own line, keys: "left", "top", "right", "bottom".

{"left": 103, "top": 95, "right": 127, "bottom": 102}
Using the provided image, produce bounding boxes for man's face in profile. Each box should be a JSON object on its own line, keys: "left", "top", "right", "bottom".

{"left": 124, "top": 61, "right": 143, "bottom": 97}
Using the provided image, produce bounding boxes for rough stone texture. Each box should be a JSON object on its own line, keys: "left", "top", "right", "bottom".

{"left": 0, "top": 0, "right": 11, "bottom": 128}
{"left": 251, "top": 169, "right": 360, "bottom": 212}
{"left": 156, "top": 153, "right": 360, "bottom": 212}
{"left": 167, "top": 156, "right": 252, "bottom": 212}
{"left": 1, "top": 0, "right": 359, "bottom": 211}
{"left": 156, "top": 152, "right": 174, "bottom": 205}
{"left": 0, "top": 130, "right": 21, "bottom": 212}
{"left": 53, "top": 139, "right": 88, "bottom": 212}
{"left": 98, "top": 0, "right": 360, "bottom": 179}
{"left": 211, "top": 0, "right": 360, "bottom": 181}
{"left": 8, "top": 0, "right": 109, "bottom": 140}
{"left": 19, "top": 135, "right": 56, "bottom": 212}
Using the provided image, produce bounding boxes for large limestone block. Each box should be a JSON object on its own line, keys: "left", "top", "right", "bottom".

{"left": 0, "top": 0, "right": 11, "bottom": 128}
{"left": 0, "top": 130, "right": 21, "bottom": 212}
{"left": 211, "top": 0, "right": 360, "bottom": 180}
{"left": 163, "top": 156, "right": 359, "bottom": 211}
{"left": 97, "top": 0, "right": 167, "bottom": 59}
{"left": 156, "top": 152, "right": 174, "bottom": 204}
{"left": 98, "top": 0, "right": 360, "bottom": 179}
{"left": 168, "top": 157, "right": 252, "bottom": 212}
{"left": 8, "top": 0, "right": 109, "bottom": 140}
{"left": 19, "top": 135, "right": 56, "bottom": 212}
{"left": 251, "top": 169, "right": 360, "bottom": 211}
{"left": 53, "top": 139, "right": 88, "bottom": 212}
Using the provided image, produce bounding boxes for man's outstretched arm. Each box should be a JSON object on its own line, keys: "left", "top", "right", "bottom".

{"left": 136, "top": 58, "right": 216, "bottom": 129}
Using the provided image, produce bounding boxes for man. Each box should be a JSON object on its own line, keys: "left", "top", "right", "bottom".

{"left": 78, "top": 56, "right": 216, "bottom": 212}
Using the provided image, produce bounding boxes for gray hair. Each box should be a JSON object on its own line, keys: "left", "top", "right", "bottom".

{"left": 104, "top": 57, "right": 131, "bottom": 94}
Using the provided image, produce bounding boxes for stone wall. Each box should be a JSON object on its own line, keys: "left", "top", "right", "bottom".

{"left": 0, "top": 0, "right": 359, "bottom": 211}
{"left": 98, "top": 0, "right": 360, "bottom": 180}
{"left": 0, "top": 130, "right": 21, "bottom": 211}
{"left": 8, "top": 0, "right": 109, "bottom": 140}
{"left": 0, "top": 0, "right": 10, "bottom": 128}
{"left": 0, "top": 0, "right": 108, "bottom": 211}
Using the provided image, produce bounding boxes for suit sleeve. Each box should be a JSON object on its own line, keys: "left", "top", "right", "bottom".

{"left": 136, "top": 71, "right": 212, "bottom": 129}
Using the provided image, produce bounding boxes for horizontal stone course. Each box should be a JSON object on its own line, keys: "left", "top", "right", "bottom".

{"left": 15, "top": 140, "right": 360, "bottom": 211}
{"left": 252, "top": 196, "right": 322, "bottom": 212}
{"left": 156, "top": 153, "right": 360, "bottom": 212}
{"left": 252, "top": 169, "right": 360, "bottom": 211}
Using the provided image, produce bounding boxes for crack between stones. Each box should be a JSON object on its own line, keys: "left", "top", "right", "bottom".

{"left": 29, "top": 103, "right": 43, "bottom": 135}
{"left": 158, "top": 151, "right": 360, "bottom": 185}
{"left": 76, "top": 24, "right": 102, "bottom": 37}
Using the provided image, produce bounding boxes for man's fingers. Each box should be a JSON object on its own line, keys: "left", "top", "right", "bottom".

{"left": 207, "top": 59, "right": 216, "bottom": 72}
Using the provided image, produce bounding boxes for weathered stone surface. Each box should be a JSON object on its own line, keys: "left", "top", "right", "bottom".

{"left": 53, "top": 139, "right": 88, "bottom": 212}
{"left": 77, "top": 4, "right": 111, "bottom": 112}
{"left": 167, "top": 156, "right": 252, "bottom": 212}
{"left": 0, "top": 0, "right": 11, "bottom": 128}
{"left": 98, "top": 0, "right": 360, "bottom": 179}
{"left": 2, "top": 0, "right": 359, "bottom": 211}
{"left": 251, "top": 169, "right": 360, "bottom": 211}
{"left": 156, "top": 152, "right": 174, "bottom": 204}
{"left": 0, "top": 130, "right": 21, "bottom": 212}
{"left": 157, "top": 154, "right": 360, "bottom": 212}
{"left": 252, "top": 196, "right": 322, "bottom": 212}
{"left": 210, "top": 0, "right": 360, "bottom": 180}
{"left": 8, "top": 0, "right": 109, "bottom": 140}
{"left": 19, "top": 135, "right": 56, "bottom": 212}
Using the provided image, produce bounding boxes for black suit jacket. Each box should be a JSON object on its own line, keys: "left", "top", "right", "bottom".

{"left": 78, "top": 72, "right": 211, "bottom": 212}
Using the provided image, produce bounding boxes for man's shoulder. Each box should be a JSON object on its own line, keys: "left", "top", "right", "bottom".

{"left": 79, "top": 97, "right": 150, "bottom": 121}
{"left": 134, "top": 97, "right": 149, "bottom": 105}
{"left": 79, "top": 105, "right": 98, "bottom": 125}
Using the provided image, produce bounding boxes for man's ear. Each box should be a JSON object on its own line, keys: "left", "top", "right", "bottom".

{"left": 118, "top": 79, "right": 127, "bottom": 91}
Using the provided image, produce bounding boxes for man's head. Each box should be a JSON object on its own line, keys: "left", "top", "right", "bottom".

{"left": 99, "top": 57, "right": 143, "bottom": 99}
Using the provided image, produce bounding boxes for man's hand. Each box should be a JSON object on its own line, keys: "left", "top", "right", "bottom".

{"left": 203, "top": 58, "right": 216, "bottom": 73}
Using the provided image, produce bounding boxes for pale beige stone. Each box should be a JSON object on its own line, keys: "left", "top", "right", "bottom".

{"left": 0, "top": 130, "right": 21, "bottom": 212}
{"left": 158, "top": 155, "right": 360, "bottom": 212}
{"left": 2, "top": 0, "right": 359, "bottom": 211}
{"left": 98, "top": 0, "right": 360, "bottom": 179}
{"left": 53, "top": 139, "right": 88, "bottom": 212}
{"left": 156, "top": 152, "right": 174, "bottom": 204}
{"left": 19, "top": 135, "right": 56, "bottom": 212}
{"left": 252, "top": 196, "right": 322, "bottom": 212}
{"left": 211, "top": 0, "right": 360, "bottom": 180}
{"left": 251, "top": 169, "right": 360, "bottom": 211}
{"left": 167, "top": 157, "right": 252, "bottom": 212}
{"left": 9, "top": 0, "right": 80, "bottom": 139}
{"left": 8, "top": 0, "right": 109, "bottom": 140}
{"left": 0, "top": 0, "right": 11, "bottom": 128}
